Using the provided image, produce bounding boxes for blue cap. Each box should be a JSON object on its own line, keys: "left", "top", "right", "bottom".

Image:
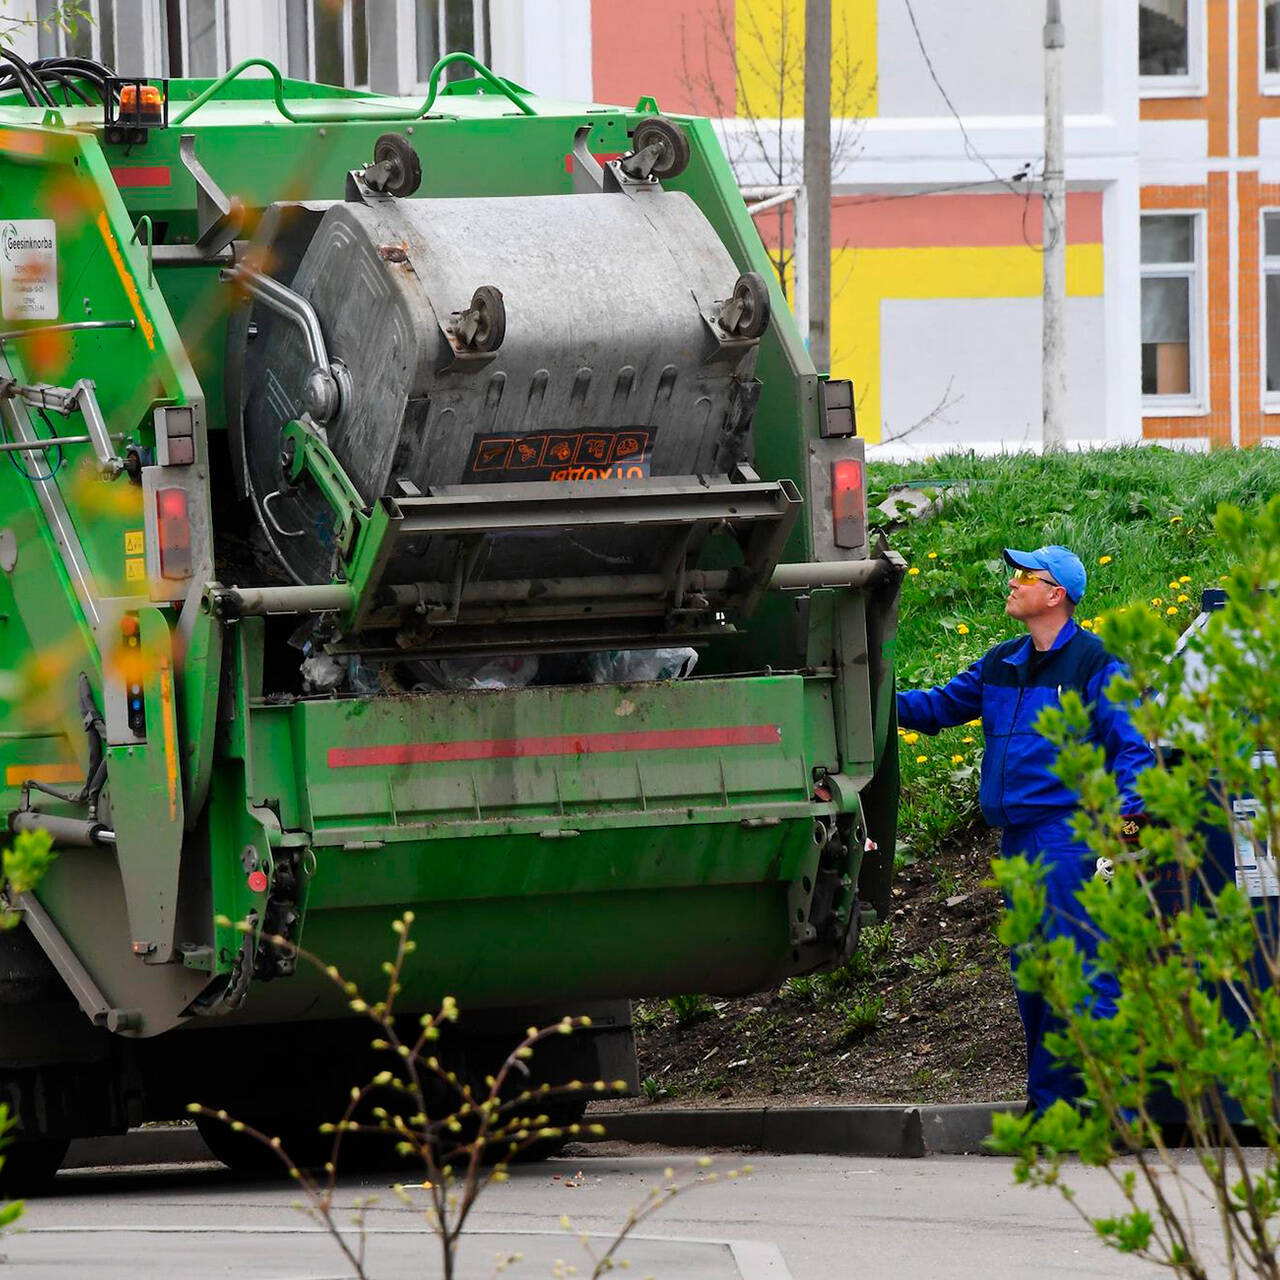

{"left": 1003, "top": 545, "right": 1087, "bottom": 603}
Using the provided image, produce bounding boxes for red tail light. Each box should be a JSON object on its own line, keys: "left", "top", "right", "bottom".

{"left": 156, "top": 487, "right": 191, "bottom": 580}
{"left": 831, "top": 458, "right": 866, "bottom": 549}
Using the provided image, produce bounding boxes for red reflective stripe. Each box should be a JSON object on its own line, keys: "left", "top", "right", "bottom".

{"left": 111, "top": 165, "right": 172, "bottom": 188}
{"left": 328, "top": 723, "right": 781, "bottom": 768}
{"left": 562, "top": 150, "right": 623, "bottom": 173}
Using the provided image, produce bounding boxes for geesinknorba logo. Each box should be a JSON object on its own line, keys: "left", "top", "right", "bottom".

{"left": 2, "top": 223, "right": 53, "bottom": 260}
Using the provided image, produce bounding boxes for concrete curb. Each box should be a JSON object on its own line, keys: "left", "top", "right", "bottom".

{"left": 61, "top": 1102, "right": 1024, "bottom": 1170}
{"left": 583, "top": 1102, "right": 1024, "bottom": 1158}
{"left": 65, "top": 1127, "right": 213, "bottom": 1170}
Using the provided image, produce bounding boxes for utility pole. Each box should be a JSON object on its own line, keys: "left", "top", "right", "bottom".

{"left": 1042, "top": 0, "right": 1067, "bottom": 449}
{"left": 804, "top": 0, "right": 831, "bottom": 373}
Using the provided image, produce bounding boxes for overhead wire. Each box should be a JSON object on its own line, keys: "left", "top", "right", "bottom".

{"left": 899, "top": 0, "right": 1061, "bottom": 252}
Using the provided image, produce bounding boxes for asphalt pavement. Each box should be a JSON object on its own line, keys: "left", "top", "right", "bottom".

{"left": 4, "top": 1146, "right": 1245, "bottom": 1279}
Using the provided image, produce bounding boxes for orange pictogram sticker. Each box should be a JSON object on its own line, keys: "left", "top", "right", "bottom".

{"left": 509, "top": 435, "right": 547, "bottom": 468}
{"left": 472, "top": 439, "right": 513, "bottom": 471}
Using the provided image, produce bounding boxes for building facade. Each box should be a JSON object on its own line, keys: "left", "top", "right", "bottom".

{"left": 6, "top": 1, "right": 1272, "bottom": 452}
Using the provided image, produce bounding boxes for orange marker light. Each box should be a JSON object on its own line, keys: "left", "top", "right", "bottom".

{"left": 119, "top": 83, "right": 163, "bottom": 124}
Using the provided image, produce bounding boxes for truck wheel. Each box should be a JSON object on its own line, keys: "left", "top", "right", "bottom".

{"left": 507, "top": 1099, "right": 588, "bottom": 1164}
{"left": 195, "top": 1113, "right": 329, "bottom": 1178}
{"left": 0, "top": 1137, "right": 69, "bottom": 1195}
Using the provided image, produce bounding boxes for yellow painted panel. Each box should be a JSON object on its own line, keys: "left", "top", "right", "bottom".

{"left": 830, "top": 244, "right": 1105, "bottom": 444}
{"left": 5, "top": 762, "right": 80, "bottom": 786}
{"left": 736, "top": 0, "right": 877, "bottom": 120}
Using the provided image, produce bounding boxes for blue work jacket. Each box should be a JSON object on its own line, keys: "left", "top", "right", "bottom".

{"left": 897, "top": 618, "right": 1154, "bottom": 830}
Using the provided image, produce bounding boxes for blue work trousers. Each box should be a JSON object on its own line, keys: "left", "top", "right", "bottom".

{"left": 1002, "top": 816, "right": 1120, "bottom": 1115}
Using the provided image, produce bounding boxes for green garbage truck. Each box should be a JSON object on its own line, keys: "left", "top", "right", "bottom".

{"left": 0, "top": 50, "right": 902, "bottom": 1185}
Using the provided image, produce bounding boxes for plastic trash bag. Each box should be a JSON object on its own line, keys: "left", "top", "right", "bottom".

{"left": 410, "top": 655, "right": 540, "bottom": 691}
{"left": 299, "top": 654, "right": 345, "bottom": 694}
{"left": 587, "top": 647, "right": 698, "bottom": 683}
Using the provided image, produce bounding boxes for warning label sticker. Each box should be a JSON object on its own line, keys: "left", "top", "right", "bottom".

{"left": 0, "top": 219, "right": 57, "bottom": 321}
{"left": 463, "top": 427, "right": 654, "bottom": 483}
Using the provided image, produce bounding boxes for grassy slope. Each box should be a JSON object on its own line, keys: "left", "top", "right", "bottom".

{"left": 632, "top": 447, "right": 1280, "bottom": 1105}
{"left": 872, "top": 446, "right": 1280, "bottom": 854}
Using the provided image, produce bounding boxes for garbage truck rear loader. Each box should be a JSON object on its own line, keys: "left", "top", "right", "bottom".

{"left": 0, "top": 54, "right": 902, "bottom": 1184}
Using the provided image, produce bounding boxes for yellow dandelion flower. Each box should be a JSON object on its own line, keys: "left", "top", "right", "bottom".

{"left": 1170, "top": 515, "right": 1183, "bottom": 523}
{"left": 1093, "top": 616, "right": 1104, "bottom": 627}
{"left": 903, "top": 732, "right": 919, "bottom": 745}
{"left": 1098, "top": 555, "right": 1112, "bottom": 565}
{"left": 927, "top": 551, "right": 938, "bottom": 559}
{"left": 1179, "top": 575, "right": 1191, "bottom": 584}
{"left": 915, "top": 755, "right": 928, "bottom": 764}
{"left": 1168, "top": 581, "right": 1180, "bottom": 590}
{"left": 951, "top": 754, "right": 964, "bottom": 764}
{"left": 1177, "top": 593, "right": 1189, "bottom": 603}
{"left": 908, "top": 567, "right": 920, "bottom": 576}
{"left": 957, "top": 624, "right": 969, "bottom": 635}
{"left": 1166, "top": 606, "right": 1178, "bottom": 615}
{"left": 962, "top": 736, "right": 975, "bottom": 744}
{"left": 1151, "top": 597, "right": 1163, "bottom": 607}
{"left": 1081, "top": 619, "right": 1093, "bottom": 629}
{"left": 966, "top": 718, "right": 981, "bottom": 726}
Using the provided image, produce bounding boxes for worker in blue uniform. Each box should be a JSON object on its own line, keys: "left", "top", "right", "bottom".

{"left": 897, "top": 545, "right": 1153, "bottom": 1114}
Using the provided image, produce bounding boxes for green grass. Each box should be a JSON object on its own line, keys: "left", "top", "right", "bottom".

{"left": 870, "top": 446, "right": 1280, "bottom": 854}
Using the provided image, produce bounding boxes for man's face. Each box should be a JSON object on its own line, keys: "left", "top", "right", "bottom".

{"left": 1006, "top": 567, "right": 1067, "bottom": 620}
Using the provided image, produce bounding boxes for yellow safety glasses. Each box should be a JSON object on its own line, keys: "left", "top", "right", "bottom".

{"left": 1011, "top": 567, "right": 1059, "bottom": 588}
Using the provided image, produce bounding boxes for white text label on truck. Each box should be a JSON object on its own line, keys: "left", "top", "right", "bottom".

{"left": 0, "top": 219, "right": 57, "bottom": 320}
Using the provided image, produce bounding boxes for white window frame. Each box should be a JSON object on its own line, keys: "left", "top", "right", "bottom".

{"left": 1261, "top": 0, "right": 1280, "bottom": 94}
{"left": 1261, "top": 210, "right": 1280, "bottom": 411}
{"left": 178, "top": 0, "right": 229, "bottom": 79}
{"left": 292, "top": 0, "right": 372, "bottom": 90}
{"left": 410, "top": 0, "right": 490, "bottom": 91}
{"left": 1140, "top": 211, "right": 1206, "bottom": 415}
{"left": 1139, "top": 0, "right": 1207, "bottom": 98}
{"left": 37, "top": 0, "right": 117, "bottom": 65}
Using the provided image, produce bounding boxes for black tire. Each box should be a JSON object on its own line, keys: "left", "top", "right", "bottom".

{"left": 0, "top": 1138, "right": 69, "bottom": 1196}
{"left": 372, "top": 132, "right": 423, "bottom": 197}
{"left": 195, "top": 1112, "right": 329, "bottom": 1178}
{"left": 465, "top": 285, "right": 506, "bottom": 352}
{"left": 729, "top": 271, "right": 771, "bottom": 339}
{"left": 504, "top": 1099, "right": 588, "bottom": 1165}
{"left": 630, "top": 117, "right": 691, "bottom": 180}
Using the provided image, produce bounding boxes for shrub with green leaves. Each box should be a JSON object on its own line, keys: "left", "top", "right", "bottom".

{"left": 0, "top": 1105, "right": 21, "bottom": 1253}
{"left": 0, "top": 829, "right": 55, "bottom": 931}
{"left": 986, "top": 496, "right": 1280, "bottom": 1279}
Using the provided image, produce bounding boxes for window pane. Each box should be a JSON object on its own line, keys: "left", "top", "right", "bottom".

{"left": 1268, "top": 0, "right": 1280, "bottom": 75}
{"left": 100, "top": 0, "right": 115, "bottom": 70}
{"left": 444, "top": 0, "right": 473, "bottom": 81}
{"left": 187, "top": 0, "right": 220, "bottom": 76}
{"left": 313, "top": 0, "right": 344, "bottom": 86}
{"left": 35, "top": 0, "right": 57, "bottom": 58}
{"left": 1266, "top": 214, "right": 1280, "bottom": 259}
{"left": 1141, "top": 215, "right": 1194, "bottom": 264}
{"left": 287, "top": 0, "right": 309, "bottom": 78}
{"left": 1268, "top": 274, "right": 1280, "bottom": 393}
{"left": 1140, "top": 0, "right": 1189, "bottom": 77}
{"left": 352, "top": 0, "right": 368, "bottom": 86}
{"left": 66, "top": 10, "right": 93, "bottom": 59}
{"left": 1142, "top": 275, "right": 1192, "bottom": 396}
{"left": 1142, "top": 276, "right": 1190, "bottom": 343}
{"left": 415, "top": 0, "right": 440, "bottom": 82}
